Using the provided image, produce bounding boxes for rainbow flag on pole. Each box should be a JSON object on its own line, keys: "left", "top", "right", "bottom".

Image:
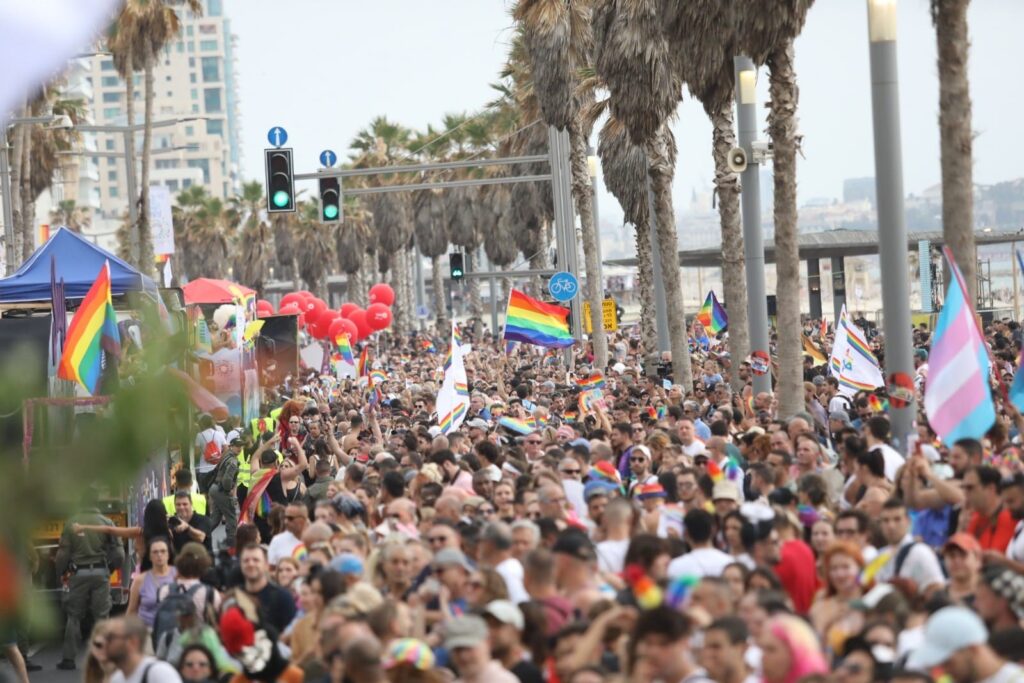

{"left": 503, "top": 288, "right": 574, "bottom": 348}
{"left": 335, "top": 333, "right": 355, "bottom": 365}
{"left": 696, "top": 290, "right": 728, "bottom": 334}
{"left": 57, "top": 261, "right": 121, "bottom": 395}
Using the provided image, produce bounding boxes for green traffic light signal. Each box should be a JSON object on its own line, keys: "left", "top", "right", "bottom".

{"left": 272, "top": 190, "right": 290, "bottom": 208}
{"left": 323, "top": 204, "right": 339, "bottom": 220}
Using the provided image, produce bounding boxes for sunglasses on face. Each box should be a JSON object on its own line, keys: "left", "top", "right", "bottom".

{"left": 629, "top": 457, "right": 647, "bottom": 463}
{"left": 561, "top": 469, "right": 581, "bottom": 475}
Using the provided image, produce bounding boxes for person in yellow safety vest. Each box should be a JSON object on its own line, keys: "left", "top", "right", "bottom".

{"left": 162, "top": 468, "right": 207, "bottom": 516}
{"left": 234, "top": 431, "right": 285, "bottom": 507}
{"left": 251, "top": 415, "right": 277, "bottom": 440}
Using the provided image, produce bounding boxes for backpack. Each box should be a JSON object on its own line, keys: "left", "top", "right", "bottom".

{"left": 893, "top": 541, "right": 948, "bottom": 581}
{"left": 151, "top": 581, "right": 213, "bottom": 649}
{"left": 199, "top": 430, "right": 223, "bottom": 466}
{"left": 214, "top": 452, "right": 240, "bottom": 493}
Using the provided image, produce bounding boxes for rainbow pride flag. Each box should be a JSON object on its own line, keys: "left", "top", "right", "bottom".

{"left": 357, "top": 347, "right": 369, "bottom": 378}
{"left": 438, "top": 403, "right": 467, "bottom": 434}
{"left": 370, "top": 369, "right": 387, "bottom": 386}
{"left": 503, "top": 288, "right": 574, "bottom": 348}
{"left": 576, "top": 374, "right": 605, "bottom": 391}
{"left": 696, "top": 290, "right": 728, "bottom": 334}
{"left": 336, "top": 333, "right": 355, "bottom": 365}
{"left": 57, "top": 262, "right": 121, "bottom": 395}
{"left": 499, "top": 416, "right": 535, "bottom": 435}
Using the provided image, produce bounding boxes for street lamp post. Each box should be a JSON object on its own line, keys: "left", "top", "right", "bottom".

{"left": 733, "top": 57, "right": 772, "bottom": 395}
{"left": 867, "top": 0, "right": 915, "bottom": 450}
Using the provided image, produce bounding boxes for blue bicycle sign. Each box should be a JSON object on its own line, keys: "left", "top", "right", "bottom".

{"left": 548, "top": 271, "right": 579, "bottom": 302}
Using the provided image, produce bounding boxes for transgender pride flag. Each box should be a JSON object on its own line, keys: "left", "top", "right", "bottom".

{"left": 924, "top": 254, "right": 995, "bottom": 444}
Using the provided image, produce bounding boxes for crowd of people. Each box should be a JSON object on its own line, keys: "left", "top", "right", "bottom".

{"left": 47, "top": 317, "right": 1024, "bottom": 683}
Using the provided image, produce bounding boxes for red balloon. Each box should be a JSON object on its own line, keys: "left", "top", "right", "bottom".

{"left": 339, "top": 302, "right": 361, "bottom": 319}
{"left": 296, "top": 290, "right": 313, "bottom": 300}
{"left": 279, "top": 302, "right": 302, "bottom": 316}
{"left": 368, "top": 283, "right": 395, "bottom": 307}
{"left": 303, "top": 297, "right": 323, "bottom": 314}
{"left": 256, "top": 298, "right": 274, "bottom": 312}
{"left": 318, "top": 310, "right": 340, "bottom": 331}
{"left": 366, "top": 303, "right": 393, "bottom": 331}
{"left": 279, "top": 293, "right": 303, "bottom": 309}
{"left": 257, "top": 309, "right": 274, "bottom": 319}
{"left": 349, "top": 309, "right": 372, "bottom": 338}
{"left": 337, "top": 318, "right": 359, "bottom": 342}
{"left": 327, "top": 317, "right": 350, "bottom": 341}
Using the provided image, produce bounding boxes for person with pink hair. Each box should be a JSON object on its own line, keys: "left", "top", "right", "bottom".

{"left": 759, "top": 614, "right": 829, "bottom": 683}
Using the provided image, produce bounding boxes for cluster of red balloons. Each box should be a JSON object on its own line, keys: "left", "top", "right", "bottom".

{"left": 255, "top": 283, "right": 396, "bottom": 343}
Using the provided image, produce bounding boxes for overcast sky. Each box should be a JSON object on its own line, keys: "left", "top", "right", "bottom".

{"left": 226, "top": 0, "right": 1023, "bottom": 227}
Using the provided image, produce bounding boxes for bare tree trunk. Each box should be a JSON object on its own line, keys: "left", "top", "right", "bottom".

{"left": 633, "top": 219, "right": 658, "bottom": 356}
{"left": 569, "top": 124, "right": 609, "bottom": 371}
{"left": 647, "top": 128, "right": 692, "bottom": 390}
{"left": 711, "top": 105, "right": 749, "bottom": 391}
{"left": 432, "top": 253, "right": 448, "bottom": 332}
{"left": 767, "top": 42, "right": 803, "bottom": 419}
{"left": 123, "top": 51, "right": 139, "bottom": 265}
{"left": 137, "top": 55, "right": 156, "bottom": 274}
{"left": 527, "top": 235, "right": 551, "bottom": 299}
{"left": 934, "top": 0, "right": 975, "bottom": 304}
{"left": 20, "top": 123, "right": 34, "bottom": 260}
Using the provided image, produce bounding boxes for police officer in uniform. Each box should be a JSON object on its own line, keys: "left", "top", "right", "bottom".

{"left": 55, "top": 505, "right": 124, "bottom": 670}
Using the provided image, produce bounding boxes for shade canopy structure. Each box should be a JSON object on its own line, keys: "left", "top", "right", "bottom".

{"left": 182, "top": 278, "right": 256, "bottom": 305}
{"left": 0, "top": 227, "right": 157, "bottom": 303}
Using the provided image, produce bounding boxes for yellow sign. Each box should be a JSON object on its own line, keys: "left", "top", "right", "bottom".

{"left": 583, "top": 298, "right": 618, "bottom": 333}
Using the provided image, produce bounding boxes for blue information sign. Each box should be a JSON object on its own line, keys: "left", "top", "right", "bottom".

{"left": 267, "top": 126, "right": 288, "bottom": 147}
{"left": 548, "top": 271, "right": 579, "bottom": 302}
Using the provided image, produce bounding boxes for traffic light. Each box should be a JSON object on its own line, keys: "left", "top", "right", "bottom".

{"left": 449, "top": 252, "right": 465, "bottom": 280}
{"left": 264, "top": 148, "right": 295, "bottom": 213}
{"left": 318, "top": 176, "right": 341, "bottom": 223}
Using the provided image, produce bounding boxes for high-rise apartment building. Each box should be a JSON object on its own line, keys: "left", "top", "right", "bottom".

{"left": 80, "top": 0, "right": 241, "bottom": 219}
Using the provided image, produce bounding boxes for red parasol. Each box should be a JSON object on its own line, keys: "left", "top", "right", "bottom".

{"left": 182, "top": 278, "right": 256, "bottom": 305}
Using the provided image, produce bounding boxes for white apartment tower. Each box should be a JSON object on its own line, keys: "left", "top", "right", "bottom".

{"left": 83, "top": 0, "right": 242, "bottom": 219}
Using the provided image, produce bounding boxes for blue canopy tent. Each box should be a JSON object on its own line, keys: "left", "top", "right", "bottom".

{"left": 0, "top": 227, "right": 158, "bottom": 303}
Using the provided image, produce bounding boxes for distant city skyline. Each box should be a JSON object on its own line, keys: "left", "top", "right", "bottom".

{"left": 227, "top": 1, "right": 1023, "bottom": 228}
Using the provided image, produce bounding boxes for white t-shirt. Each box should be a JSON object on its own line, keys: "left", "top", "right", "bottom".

{"left": 495, "top": 556, "right": 529, "bottom": 604}
{"left": 681, "top": 440, "right": 706, "bottom": 458}
{"left": 875, "top": 536, "right": 946, "bottom": 591}
{"left": 111, "top": 657, "right": 182, "bottom": 683}
{"left": 596, "top": 538, "right": 630, "bottom": 574}
{"left": 667, "top": 546, "right": 734, "bottom": 580}
{"left": 194, "top": 427, "right": 226, "bottom": 474}
{"left": 267, "top": 530, "right": 302, "bottom": 566}
{"left": 872, "top": 443, "right": 905, "bottom": 482}
{"left": 1008, "top": 520, "right": 1024, "bottom": 564}
{"left": 978, "top": 662, "right": 1024, "bottom": 683}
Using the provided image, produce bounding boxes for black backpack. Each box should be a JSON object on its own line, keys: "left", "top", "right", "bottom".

{"left": 151, "top": 582, "right": 213, "bottom": 649}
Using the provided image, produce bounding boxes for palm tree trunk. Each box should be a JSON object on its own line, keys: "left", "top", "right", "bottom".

{"left": 20, "top": 125, "right": 34, "bottom": 260}
{"left": 465, "top": 250, "right": 482, "bottom": 319}
{"left": 569, "top": 123, "right": 609, "bottom": 371}
{"left": 527, "top": 226, "right": 552, "bottom": 298}
{"left": 767, "top": 41, "right": 803, "bottom": 418}
{"left": 8, "top": 103, "right": 26, "bottom": 267}
{"left": 123, "top": 50, "right": 139, "bottom": 265}
{"left": 633, "top": 220, "right": 658, "bottom": 355}
{"left": 432, "top": 253, "right": 448, "bottom": 332}
{"left": 711, "top": 105, "right": 749, "bottom": 390}
{"left": 137, "top": 54, "right": 156, "bottom": 274}
{"left": 647, "top": 129, "right": 692, "bottom": 390}
{"left": 934, "top": 0, "right": 975, "bottom": 305}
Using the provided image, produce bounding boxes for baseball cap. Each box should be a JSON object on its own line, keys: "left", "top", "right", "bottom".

{"left": 383, "top": 638, "right": 435, "bottom": 671}
{"left": 942, "top": 533, "right": 981, "bottom": 556}
{"left": 329, "top": 552, "right": 364, "bottom": 577}
{"left": 906, "top": 606, "right": 987, "bottom": 669}
{"left": 444, "top": 615, "right": 489, "bottom": 650}
{"left": 466, "top": 418, "right": 489, "bottom": 430}
{"left": 332, "top": 582, "right": 383, "bottom": 618}
{"left": 483, "top": 600, "right": 524, "bottom": 630}
{"left": 432, "top": 548, "right": 474, "bottom": 573}
{"left": 552, "top": 528, "right": 596, "bottom": 563}
{"left": 829, "top": 410, "right": 852, "bottom": 426}
{"left": 584, "top": 479, "right": 618, "bottom": 501}
{"left": 812, "top": 375, "right": 825, "bottom": 387}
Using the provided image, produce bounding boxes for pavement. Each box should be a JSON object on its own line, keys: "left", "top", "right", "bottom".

{"left": 24, "top": 643, "right": 80, "bottom": 683}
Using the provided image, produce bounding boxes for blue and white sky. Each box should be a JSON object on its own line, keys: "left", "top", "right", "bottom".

{"left": 227, "top": 0, "right": 1023, "bottom": 226}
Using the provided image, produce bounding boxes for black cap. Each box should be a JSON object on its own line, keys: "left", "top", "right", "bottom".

{"left": 551, "top": 528, "right": 596, "bottom": 563}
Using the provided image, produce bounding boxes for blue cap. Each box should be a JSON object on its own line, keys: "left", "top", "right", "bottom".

{"left": 583, "top": 479, "right": 619, "bottom": 501}
{"left": 329, "top": 552, "right": 364, "bottom": 577}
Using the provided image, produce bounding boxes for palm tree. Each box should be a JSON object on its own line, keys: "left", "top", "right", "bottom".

{"left": 49, "top": 200, "right": 91, "bottom": 233}
{"left": 293, "top": 201, "right": 334, "bottom": 296}
{"left": 735, "top": 0, "right": 815, "bottom": 418}
{"left": 666, "top": 1, "right": 750, "bottom": 387}
{"left": 412, "top": 189, "right": 450, "bottom": 330}
{"left": 932, "top": 0, "right": 975, "bottom": 304}
{"left": 593, "top": 0, "right": 692, "bottom": 389}
{"left": 514, "top": 0, "right": 610, "bottom": 370}
{"left": 108, "top": 0, "right": 202, "bottom": 273}
{"left": 229, "top": 181, "right": 271, "bottom": 293}
{"left": 351, "top": 117, "right": 415, "bottom": 332}
{"left": 336, "top": 196, "right": 375, "bottom": 306}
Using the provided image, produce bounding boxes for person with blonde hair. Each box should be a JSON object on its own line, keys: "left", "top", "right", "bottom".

{"left": 83, "top": 619, "right": 115, "bottom": 683}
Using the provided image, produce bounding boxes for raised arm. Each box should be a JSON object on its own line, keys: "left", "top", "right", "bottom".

{"left": 71, "top": 523, "right": 141, "bottom": 540}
